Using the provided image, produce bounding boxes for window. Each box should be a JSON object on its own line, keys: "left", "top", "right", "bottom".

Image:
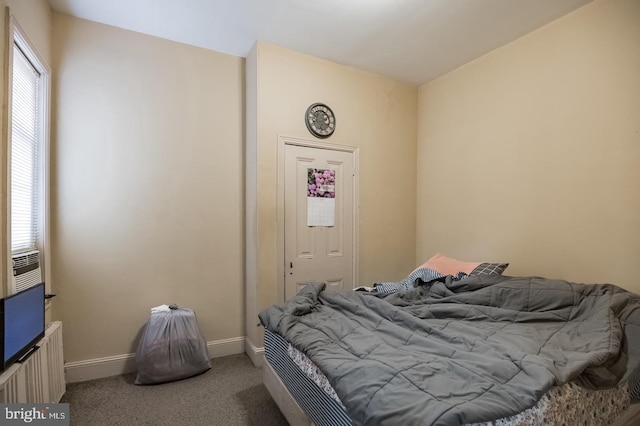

{"left": 11, "top": 43, "right": 41, "bottom": 252}
{"left": 8, "top": 17, "right": 50, "bottom": 293}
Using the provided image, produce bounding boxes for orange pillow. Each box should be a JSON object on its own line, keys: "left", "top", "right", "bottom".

{"left": 414, "top": 253, "right": 481, "bottom": 276}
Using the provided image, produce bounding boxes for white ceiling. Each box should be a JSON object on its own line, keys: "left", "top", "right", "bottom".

{"left": 47, "top": 0, "right": 593, "bottom": 85}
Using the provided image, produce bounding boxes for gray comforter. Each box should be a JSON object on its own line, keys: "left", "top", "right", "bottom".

{"left": 259, "top": 275, "right": 640, "bottom": 426}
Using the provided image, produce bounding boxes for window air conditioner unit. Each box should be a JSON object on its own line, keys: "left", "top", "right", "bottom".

{"left": 12, "top": 250, "right": 42, "bottom": 293}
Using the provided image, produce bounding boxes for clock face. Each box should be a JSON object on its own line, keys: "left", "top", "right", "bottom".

{"left": 305, "top": 103, "right": 335, "bottom": 138}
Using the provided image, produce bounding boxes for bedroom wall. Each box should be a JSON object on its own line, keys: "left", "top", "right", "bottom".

{"left": 51, "top": 14, "right": 245, "bottom": 365}
{"left": 245, "top": 42, "right": 417, "bottom": 353}
{"left": 417, "top": 0, "right": 640, "bottom": 292}
{"left": 5, "top": 0, "right": 51, "bottom": 64}
{"left": 0, "top": 0, "right": 52, "bottom": 296}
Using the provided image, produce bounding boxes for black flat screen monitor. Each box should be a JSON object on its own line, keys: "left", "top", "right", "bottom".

{"left": 1, "top": 282, "right": 45, "bottom": 370}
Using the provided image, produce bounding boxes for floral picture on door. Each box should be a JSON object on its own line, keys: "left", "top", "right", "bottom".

{"left": 307, "top": 168, "right": 335, "bottom": 198}
{"left": 307, "top": 168, "right": 336, "bottom": 226}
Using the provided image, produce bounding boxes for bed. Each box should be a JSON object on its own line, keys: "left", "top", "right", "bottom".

{"left": 259, "top": 266, "right": 640, "bottom": 426}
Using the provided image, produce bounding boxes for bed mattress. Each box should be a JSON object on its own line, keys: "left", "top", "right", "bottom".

{"left": 264, "top": 329, "right": 351, "bottom": 425}
{"left": 264, "top": 329, "right": 631, "bottom": 426}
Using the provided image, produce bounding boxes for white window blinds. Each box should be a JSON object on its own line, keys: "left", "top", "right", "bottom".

{"left": 11, "top": 44, "right": 41, "bottom": 253}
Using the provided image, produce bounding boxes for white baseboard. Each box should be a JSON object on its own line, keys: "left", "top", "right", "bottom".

{"left": 245, "top": 338, "right": 265, "bottom": 367}
{"left": 64, "top": 353, "right": 137, "bottom": 384}
{"left": 64, "top": 336, "right": 246, "bottom": 383}
{"left": 208, "top": 336, "right": 246, "bottom": 358}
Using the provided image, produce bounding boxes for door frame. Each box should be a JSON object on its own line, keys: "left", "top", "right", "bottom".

{"left": 277, "top": 135, "right": 359, "bottom": 303}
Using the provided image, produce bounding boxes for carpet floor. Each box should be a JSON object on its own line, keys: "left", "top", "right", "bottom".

{"left": 61, "top": 354, "right": 288, "bottom": 426}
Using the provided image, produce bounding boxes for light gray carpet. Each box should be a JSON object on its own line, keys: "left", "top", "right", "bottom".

{"left": 61, "top": 354, "right": 288, "bottom": 426}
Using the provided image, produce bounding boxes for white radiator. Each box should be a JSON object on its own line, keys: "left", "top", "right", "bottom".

{"left": 0, "top": 321, "right": 65, "bottom": 403}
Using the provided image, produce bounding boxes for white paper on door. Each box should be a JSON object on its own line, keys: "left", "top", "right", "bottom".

{"left": 307, "top": 168, "right": 336, "bottom": 227}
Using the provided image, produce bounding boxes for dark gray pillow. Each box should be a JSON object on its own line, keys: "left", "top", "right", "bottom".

{"left": 470, "top": 263, "right": 509, "bottom": 276}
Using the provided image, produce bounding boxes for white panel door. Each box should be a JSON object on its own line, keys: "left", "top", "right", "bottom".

{"left": 284, "top": 144, "right": 355, "bottom": 300}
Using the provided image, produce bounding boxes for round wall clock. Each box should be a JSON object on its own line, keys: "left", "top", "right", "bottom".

{"left": 305, "top": 103, "right": 336, "bottom": 139}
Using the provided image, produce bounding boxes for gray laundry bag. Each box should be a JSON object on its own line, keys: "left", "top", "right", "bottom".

{"left": 134, "top": 306, "right": 211, "bottom": 385}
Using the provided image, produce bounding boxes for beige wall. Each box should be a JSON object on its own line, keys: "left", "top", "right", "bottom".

{"left": 51, "top": 14, "right": 245, "bottom": 362}
{"left": 417, "top": 0, "right": 640, "bottom": 292}
{"left": 50, "top": 14, "right": 416, "bottom": 367}
{"left": 5, "top": 0, "right": 52, "bottom": 65}
{"left": 246, "top": 42, "right": 417, "bottom": 348}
